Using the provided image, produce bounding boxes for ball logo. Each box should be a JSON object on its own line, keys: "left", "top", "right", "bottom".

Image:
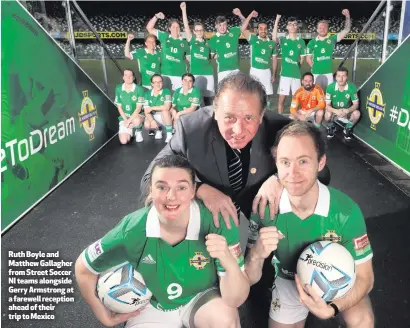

{"left": 78, "top": 90, "right": 98, "bottom": 141}
{"left": 189, "top": 252, "right": 209, "bottom": 270}
{"left": 366, "top": 82, "right": 386, "bottom": 131}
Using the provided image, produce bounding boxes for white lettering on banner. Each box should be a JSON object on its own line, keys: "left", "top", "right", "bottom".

{"left": 398, "top": 108, "right": 410, "bottom": 129}
{"left": 0, "top": 118, "right": 76, "bottom": 173}
{"left": 389, "top": 105, "right": 410, "bottom": 130}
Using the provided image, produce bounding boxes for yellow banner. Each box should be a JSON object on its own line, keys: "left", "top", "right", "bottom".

{"left": 72, "top": 31, "right": 128, "bottom": 39}
{"left": 328, "top": 32, "right": 376, "bottom": 40}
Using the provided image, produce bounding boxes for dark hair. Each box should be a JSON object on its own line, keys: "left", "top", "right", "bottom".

{"left": 181, "top": 73, "right": 195, "bottom": 83}
{"left": 214, "top": 72, "right": 267, "bottom": 114}
{"left": 215, "top": 16, "right": 227, "bottom": 25}
{"left": 287, "top": 17, "right": 298, "bottom": 24}
{"left": 271, "top": 121, "right": 327, "bottom": 161}
{"left": 336, "top": 66, "right": 349, "bottom": 76}
{"left": 302, "top": 72, "right": 314, "bottom": 80}
{"left": 150, "top": 73, "right": 163, "bottom": 83}
{"left": 257, "top": 22, "right": 268, "bottom": 29}
{"left": 144, "top": 155, "right": 195, "bottom": 206}
{"left": 123, "top": 69, "right": 135, "bottom": 77}
{"left": 168, "top": 19, "right": 180, "bottom": 29}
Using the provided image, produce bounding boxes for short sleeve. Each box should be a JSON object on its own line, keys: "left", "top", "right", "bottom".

{"left": 330, "top": 33, "right": 338, "bottom": 44}
{"left": 131, "top": 49, "right": 139, "bottom": 60}
{"left": 248, "top": 33, "right": 256, "bottom": 44}
{"left": 163, "top": 88, "right": 172, "bottom": 103}
{"left": 114, "top": 85, "right": 121, "bottom": 105}
{"left": 172, "top": 89, "right": 179, "bottom": 106}
{"left": 350, "top": 84, "right": 359, "bottom": 102}
{"left": 290, "top": 92, "right": 300, "bottom": 114}
{"left": 300, "top": 39, "right": 306, "bottom": 56}
{"left": 144, "top": 90, "right": 151, "bottom": 107}
{"left": 339, "top": 204, "right": 373, "bottom": 264}
{"left": 247, "top": 206, "right": 272, "bottom": 248}
{"left": 209, "top": 36, "right": 216, "bottom": 53}
{"left": 184, "top": 40, "right": 190, "bottom": 55}
{"left": 137, "top": 87, "right": 145, "bottom": 104}
{"left": 192, "top": 88, "right": 201, "bottom": 105}
{"left": 231, "top": 26, "right": 242, "bottom": 38}
{"left": 157, "top": 30, "right": 168, "bottom": 44}
{"left": 271, "top": 42, "right": 277, "bottom": 56}
{"left": 325, "top": 84, "right": 333, "bottom": 104}
{"left": 306, "top": 39, "right": 314, "bottom": 55}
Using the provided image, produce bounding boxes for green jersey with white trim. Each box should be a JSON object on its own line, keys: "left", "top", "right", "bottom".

{"left": 306, "top": 34, "right": 338, "bottom": 74}
{"left": 157, "top": 30, "right": 189, "bottom": 76}
{"left": 172, "top": 87, "right": 201, "bottom": 112}
{"left": 131, "top": 48, "right": 161, "bottom": 87}
{"left": 247, "top": 182, "right": 373, "bottom": 280}
{"left": 189, "top": 35, "right": 213, "bottom": 76}
{"left": 325, "top": 82, "right": 359, "bottom": 110}
{"left": 144, "top": 88, "right": 172, "bottom": 115}
{"left": 209, "top": 26, "right": 241, "bottom": 72}
{"left": 82, "top": 200, "right": 244, "bottom": 311}
{"left": 248, "top": 34, "right": 276, "bottom": 70}
{"left": 279, "top": 36, "right": 306, "bottom": 78}
{"left": 114, "top": 83, "right": 145, "bottom": 121}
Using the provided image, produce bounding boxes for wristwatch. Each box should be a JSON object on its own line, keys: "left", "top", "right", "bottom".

{"left": 328, "top": 302, "right": 339, "bottom": 317}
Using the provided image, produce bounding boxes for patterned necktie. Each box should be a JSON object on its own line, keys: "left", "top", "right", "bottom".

{"left": 228, "top": 148, "right": 243, "bottom": 213}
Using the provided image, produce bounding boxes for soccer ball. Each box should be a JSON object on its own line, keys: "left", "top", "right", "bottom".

{"left": 296, "top": 241, "right": 356, "bottom": 302}
{"left": 97, "top": 263, "right": 152, "bottom": 313}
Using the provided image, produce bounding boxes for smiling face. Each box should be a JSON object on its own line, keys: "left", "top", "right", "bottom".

{"left": 169, "top": 21, "right": 181, "bottom": 38}
{"left": 145, "top": 35, "right": 156, "bottom": 51}
{"left": 123, "top": 70, "right": 134, "bottom": 85}
{"left": 214, "top": 89, "right": 264, "bottom": 149}
{"left": 317, "top": 21, "right": 329, "bottom": 37}
{"left": 216, "top": 21, "right": 228, "bottom": 35}
{"left": 151, "top": 167, "right": 195, "bottom": 222}
{"left": 336, "top": 70, "right": 348, "bottom": 87}
{"left": 275, "top": 134, "right": 326, "bottom": 197}
{"left": 182, "top": 75, "right": 194, "bottom": 92}
{"left": 257, "top": 23, "right": 268, "bottom": 39}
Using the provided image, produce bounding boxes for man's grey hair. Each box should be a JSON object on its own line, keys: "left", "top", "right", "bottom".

{"left": 214, "top": 72, "right": 267, "bottom": 114}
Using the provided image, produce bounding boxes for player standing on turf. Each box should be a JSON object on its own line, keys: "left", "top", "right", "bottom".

{"left": 125, "top": 34, "right": 161, "bottom": 91}
{"left": 146, "top": 12, "right": 190, "bottom": 92}
{"left": 324, "top": 66, "right": 360, "bottom": 140}
{"left": 241, "top": 10, "right": 277, "bottom": 110}
{"left": 143, "top": 74, "right": 173, "bottom": 143}
{"left": 171, "top": 73, "right": 201, "bottom": 129}
{"left": 245, "top": 121, "right": 374, "bottom": 328}
{"left": 114, "top": 69, "right": 145, "bottom": 144}
{"left": 180, "top": 2, "right": 215, "bottom": 106}
{"left": 306, "top": 9, "right": 351, "bottom": 91}
{"left": 272, "top": 15, "right": 306, "bottom": 115}
{"left": 75, "top": 155, "right": 249, "bottom": 328}
{"left": 209, "top": 9, "right": 246, "bottom": 83}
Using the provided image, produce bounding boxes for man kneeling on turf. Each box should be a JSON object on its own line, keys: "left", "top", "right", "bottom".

{"left": 245, "top": 121, "right": 375, "bottom": 328}
{"left": 289, "top": 72, "right": 325, "bottom": 128}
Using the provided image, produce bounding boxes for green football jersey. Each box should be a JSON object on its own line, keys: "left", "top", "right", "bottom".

{"left": 306, "top": 34, "right": 338, "bottom": 74}
{"left": 209, "top": 26, "right": 242, "bottom": 72}
{"left": 157, "top": 30, "right": 189, "bottom": 77}
{"left": 131, "top": 48, "right": 161, "bottom": 87}
{"left": 247, "top": 182, "right": 373, "bottom": 280}
{"left": 144, "top": 88, "right": 172, "bottom": 115}
{"left": 248, "top": 34, "right": 276, "bottom": 70}
{"left": 114, "top": 83, "right": 145, "bottom": 121}
{"left": 325, "top": 82, "right": 359, "bottom": 110}
{"left": 189, "top": 36, "right": 213, "bottom": 76}
{"left": 82, "top": 200, "right": 244, "bottom": 311}
{"left": 279, "top": 36, "right": 306, "bottom": 78}
{"left": 172, "top": 87, "right": 201, "bottom": 112}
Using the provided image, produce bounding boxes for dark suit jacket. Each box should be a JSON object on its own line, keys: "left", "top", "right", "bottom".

{"left": 141, "top": 106, "right": 330, "bottom": 218}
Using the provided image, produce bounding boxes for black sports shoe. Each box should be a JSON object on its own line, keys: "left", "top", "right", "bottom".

{"left": 344, "top": 128, "right": 353, "bottom": 140}
{"left": 326, "top": 126, "right": 335, "bottom": 139}
{"left": 148, "top": 129, "right": 155, "bottom": 136}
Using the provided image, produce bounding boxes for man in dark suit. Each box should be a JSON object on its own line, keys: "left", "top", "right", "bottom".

{"left": 141, "top": 72, "right": 330, "bottom": 228}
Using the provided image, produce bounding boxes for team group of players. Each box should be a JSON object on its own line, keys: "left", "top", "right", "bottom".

{"left": 115, "top": 3, "right": 361, "bottom": 144}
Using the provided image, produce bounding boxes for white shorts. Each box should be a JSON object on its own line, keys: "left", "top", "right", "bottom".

{"left": 119, "top": 117, "right": 144, "bottom": 135}
{"left": 278, "top": 76, "right": 301, "bottom": 96}
{"left": 125, "top": 287, "right": 219, "bottom": 328}
{"left": 194, "top": 75, "right": 215, "bottom": 97}
{"left": 250, "top": 67, "right": 273, "bottom": 95}
{"left": 313, "top": 73, "right": 334, "bottom": 91}
{"left": 152, "top": 112, "right": 166, "bottom": 127}
{"left": 269, "top": 277, "right": 309, "bottom": 324}
{"left": 217, "top": 69, "right": 240, "bottom": 85}
{"left": 162, "top": 75, "right": 182, "bottom": 92}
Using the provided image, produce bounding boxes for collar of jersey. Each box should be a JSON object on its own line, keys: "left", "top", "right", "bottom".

{"left": 257, "top": 35, "right": 270, "bottom": 41}
{"left": 146, "top": 200, "right": 201, "bottom": 239}
{"left": 151, "top": 89, "right": 164, "bottom": 97}
{"left": 122, "top": 83, "right": 136, "bottom": 92}
{"left": 144, "top": 48, "right": 157, "bottom": 55}
{"left": 316, "top": 34, "right": 331, "bottom": 41}
{"left": 279, "top": 180, "right": 330, "bottom": 217}
{"left": 216, "top": 29, "right": 231, "bottom": 37}
{"left": 335, "top": 83, "right": 349, "bottom": 91}
{"left": 286, "top": 35, "right": 299, "bottom": 40}
{"left": 168, "top": 34, "right": 183, "bottom": 41}
{"left": 180, "top": 87, "right": 193, "bottom": 94}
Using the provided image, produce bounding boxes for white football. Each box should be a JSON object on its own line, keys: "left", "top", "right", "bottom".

{"left": 97, "top": 263, "right": 152, "bottom": 313}
{"left": 297, "top": 241, "right": 356, "bottom": 302}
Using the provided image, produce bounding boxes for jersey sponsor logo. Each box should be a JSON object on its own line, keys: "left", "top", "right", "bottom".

{"left": 78, "top": 90, "right": 98, "bottom": 141}
{"left": 255, "top": 57, "right": 268, "bottom": 64}
{"left": 223, "top": 52, "right": 237, "bottom": 59}
{"left": 316, "top": 55, "right": 331, "bottom": 61}
{"left": 353, "top": 234, "right": 371, "bottom": 256}
{"left": 141, "top": 254, "right": 156, "bottom": 264}
{"left": 194, "top": 53, "right": 208, "bottom": 60}
{"left": 156, "top": 303, "right": 183, "bottom": 312}
{"left": 189, "top": 252, "right": 210, "bottom": 270}
{"left": 87, "top": 239, "right": 103, "bottom": 262}
{"left": 228, "top": 243, "right": 242, "bottom": 259}
{"left": 285, "top": 57, "right": 298, "bottom": 65}
{"left": 366, "top": 82, "right": 386, "bottom": 131}
{"left": 165, "top": 55, "right": 181, "bottom": 63}
{"left": 321, "top": 230, "right": 342, "bottom": 243}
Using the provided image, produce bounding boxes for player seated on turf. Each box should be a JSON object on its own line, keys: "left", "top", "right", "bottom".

{"left": 241, "top": 10, "right": 277, "bottom": 110}
{"left": 180, "top": 2, "right": 215, "bottom": 106}
{"left": 75, "top": 154, "right": 249, "bottom": 328}
{"left": 289, "top": 72, "right": 325, "bottom": 128}
{"left": 146, "top": 12, "right": 190, "bottom": 92}
{"left": 245, "top": 121, "right": 374, "bottom": 328}
{"left": 324, "top": 66, "right": 360, "bottom": 140}
{"left": 171, "top": 73, "right": 201, "bottom": 130}
{"left": 114, "top": 69, "right": 145, "bottom": 144}
{"left": 143, "top": 74, "right": 173, "bottom": 143}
